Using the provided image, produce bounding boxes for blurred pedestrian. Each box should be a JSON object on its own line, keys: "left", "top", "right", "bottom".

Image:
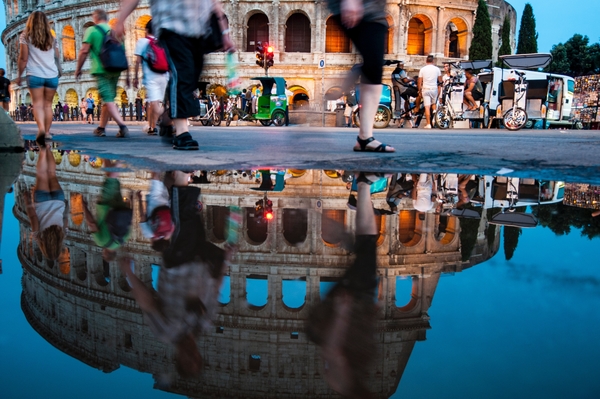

{"left": 16, "top": 11, "right": 62, "bottom": 142}
{"left": 417, "top": 55, "right": 441, "bottom": 129}
{"left": 75, "top": 9, "right": 129, "bottom": 138}
{"left": 85, "top": 93, "right": 95, "bottom": 124}
{"left": 0, "top": 68, "right": 10, "bottom": 112}
{"left": 80, "top": 97, "right": 87, "bottom": 121}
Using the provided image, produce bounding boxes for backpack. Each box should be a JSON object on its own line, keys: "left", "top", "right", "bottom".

{"left": 94, "top": 25, "right": 128, "bottom": 72}
{"left": 144, "top": 36, "right": 169, "bottom": 74}
{"left": 105, "top": 208, "right": 133, "bottom": 246}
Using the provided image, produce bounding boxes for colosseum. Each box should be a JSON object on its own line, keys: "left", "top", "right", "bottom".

{"left": 2, "top": 0, "right": 516, "bottom": 112}
{"left": 11, "top": 150, "right": 501, "bottom": 397}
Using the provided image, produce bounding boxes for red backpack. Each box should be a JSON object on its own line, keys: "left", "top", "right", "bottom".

{"left": 144, "top": 36, "right": 169, "bottom": 74}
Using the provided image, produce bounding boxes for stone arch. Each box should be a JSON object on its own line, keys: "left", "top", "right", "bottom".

{"left": 445, "top": 17, "right": 469, "bottom": 59}
{"left": 437, "top": 215, "right": 457, "bottom": 245}
{"left": 62, "top": 25, "right": 76, "bottom": 61}
{"left": 72, "top": 249, "right": 87, "bottom": 281}
{"left": 93, "top": 260, "right": 111, "bottom": 287}
{"left": 396, "top": 276, "right": 419, "bottom": 312}
{"left": 407, "top": 14, "right": 433, "bottom": 56}
{"left": 398, "top": 210, "right": 423, "bottom": 246}
{"left": 287, "top": 85, "right": 309, "bottom": 107}
{"left": 25, "top": 92, "right": 31, "bottom": 105}
{"left": 282, "top": 278, "right": 307, "bottom": 310}
{"left": 282, "top": 209, "right": 308, "bottom": 245}
{"left": 325, "top": 16, "right": 350, "bottom": 53}
{"left": 384, "top": 15, "right": 394, "bottom": 55}
{"left": 285, "top": 12, "right": 311, "bottom": 53}
{"left": 70, "top": 192, "right": 84, "bottom": 225}
{"left": 134, "top": 15, "right": 152, "bottom": 42}
{"left": 116, "top": 86, "right": 128, "bottom": 106}
{"left": 209, "top": 205, "right": 230, "bottom": 243}
{"left": 246, "top": 12, "right": 269, "bottom": 52}
{"left": 65, "top": 88, "right": 79, "bottom": 108}
{"left": 245, "top": 207, "right": 268, "bottom": 245}
{"left": 58, "top": 248, "right": 70, "bottom": 275}
{"left": 322, "top": 209, "right": 346, "bottom": 246}
{"left": 246, "top": 275, "right": 268, "bottom": 309}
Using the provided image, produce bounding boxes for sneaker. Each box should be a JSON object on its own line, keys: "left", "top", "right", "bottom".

{"left": 147, "top": 127, "right": 157, "bottom": 136}
{"left": 116, "top": 125, "right": 129, "bottom": 138}
{"left": 172, "top": 132, "right": 199, "bottom": 150}
{"left": 424, "top": 124, "right": 432, "bottom": 129}
{"left": 93, "top": 127, "right": 106, "bottom": 137}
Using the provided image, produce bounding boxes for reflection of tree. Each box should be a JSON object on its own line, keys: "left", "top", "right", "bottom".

{"left": 533, "top": 203, "right": 600, "bottom": 239}
{"left": 485, "top": 208, "right": 499, "bottom": 251}
{"left": 503, "top": 226, "right": 521, "bottom": 260}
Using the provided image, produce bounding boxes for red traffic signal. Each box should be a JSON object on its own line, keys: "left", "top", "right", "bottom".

{"left": 267, "top": 46, "right": 274, "bottom": 54}
{"left": 264, "top": 211, "right": 274, "bottom": 220}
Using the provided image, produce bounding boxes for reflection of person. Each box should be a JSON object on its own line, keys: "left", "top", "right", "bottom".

{"left": 114, "top": 0, "right": 234, "bottom": 150}
{"left": 23, "top": 144, "right": 68, "bottom": 262}
{"left": 412, "top": 173, "right": 436, "bottom": 212}
{"left": 463, "top": 68, "right": 484, "bottom": 111}
{"left": 307, "top": 172, "right": 379, "bottom": 398}
{"left": 326, "top": 0, "right": 394, "bottom": 152}
{"left": 417, "top": 55, "right": 442, "bottom": 129}
{"left": 16, "top": 11, "right": 62, "bottom": 143}
{"left": 0, "top": 68, "right": 11, "bottom": 112}
{"left": 82, "top": 160, "right": 133, "bottom": 261}
{"left": 138, "top": 172, "right": 174, "bottom": 252}
{"left": 75, "top": 9, "right": 129, "bottom": 138}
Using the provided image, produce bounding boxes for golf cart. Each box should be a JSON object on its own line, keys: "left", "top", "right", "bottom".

{"left": 251, "top": 76, "right": 288, "bottom": 126}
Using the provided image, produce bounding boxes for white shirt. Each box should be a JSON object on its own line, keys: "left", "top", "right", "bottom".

{"left": 19, "top": 33, "right": 59, "bottom": 79}
{"left": 35, "top": 200, "right": 65, "bottom": 231}
{"left": 134, "top": 37, "right": 169, "bottom": 86}
{"left": 419, "top": 64, "right": 441, "bottom": 90}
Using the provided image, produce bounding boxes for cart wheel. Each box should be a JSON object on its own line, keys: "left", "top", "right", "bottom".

{"left": 503, "top": 108, "right": 528, "bottom": 131}
{"left": 574, "top": 121, "right": 584, "bottom": 130}
{"left": 483, "top": 105, "right": 490, "bottom": 129}
{"left": 272, "top": 110, "right": 286, "bottom": 126}
{"left": 212, "top": 115, "right": 221, "bottom": 126}
{"left": 352, "top": 109, "right": 360, "bottom": 128}
{"left": 201, "top": 119, "right": 209, "bottom": 126}
{"left": 524, "top": 119, "right": 534, "bottom": 129}
{"left": 434, "top": 105, "right": 453, "bottom": 129}
{"left": 260, "top": 119, "right": 272, "bottom": 126}
{"left": 374, "top": 106, "right": 391, "bottom": 129}
{"left": 225, "top": 113, "right": 231, "bottom": 127}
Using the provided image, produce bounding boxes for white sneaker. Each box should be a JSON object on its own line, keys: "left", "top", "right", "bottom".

{"left": 424, "top": 124, "right": 432, "bottom": 129}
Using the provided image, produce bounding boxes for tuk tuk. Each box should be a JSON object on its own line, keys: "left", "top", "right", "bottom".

{"left": 251, "top": 76, "right": 288, "bottom": 126}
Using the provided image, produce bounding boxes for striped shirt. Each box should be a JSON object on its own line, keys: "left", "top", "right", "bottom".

{"left": 150, "top": 0, "right": 214, "bottom": 38}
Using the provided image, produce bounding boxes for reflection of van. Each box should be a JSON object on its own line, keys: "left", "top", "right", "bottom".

{"left": 470, "top": 176, "right": 565, "bottom": 209}
{"left": 478, "top": 68, "right": 575, "bottom": 128}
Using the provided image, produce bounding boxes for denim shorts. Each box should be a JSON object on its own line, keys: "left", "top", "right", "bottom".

{"left": 34, "top": 189, "right": 65, "bottom": 203}
{"left": 27, "top": 75, "right": 59, "bottom": 90}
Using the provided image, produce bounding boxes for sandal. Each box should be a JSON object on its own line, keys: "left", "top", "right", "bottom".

{"left": 353, "top": 136, "right": 395, "bottom": 152}
{"left": 172, "top": 132, "right": 199, "bottom": 151}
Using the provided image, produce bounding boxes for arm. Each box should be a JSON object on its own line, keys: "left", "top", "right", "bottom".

{"left": 74, "top": 43, "right": 91, "bottom": 80}
{"left": 54, "top": 42, "right": 63, "bottom": 78}
{"left": 17, "top": 43, "right": 28, "bottom": 86}
{"left": 465, "top": 81, "right": 475, "bottom": 93}
{"left": 113, "top": 0, "right": 141, "bottom": 39}
{"left": 417, "top": 77, "right": 423, "bottom": 92}
{"left": 119, "top": 257, "right": 159, "bottom": 313}
{"left": 23, "top": 190, "right": 39, "bottom": 232}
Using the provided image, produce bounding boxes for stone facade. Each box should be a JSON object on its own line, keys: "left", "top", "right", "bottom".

{"left": 13, "top": 154, "right": 501, "bottom": 397}
{"left": 2, "top": 0, "right": 516, "bottom": 112}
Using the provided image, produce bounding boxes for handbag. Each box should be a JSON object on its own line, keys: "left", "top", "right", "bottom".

{"left": 203, "top": 12, "right": 223, "bottom": 53}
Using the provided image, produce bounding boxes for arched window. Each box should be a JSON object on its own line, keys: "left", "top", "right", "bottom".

{"left": 322, "top": 209, "right": 346, "bottom": 246}
{"left": 246, "top": 207, "right": 268, "bottom": 244}
{"left": 407, "top": 18, "right": 425, "bottom": 55}
{"left": 383, "top": 16, "right": 394, "bottom": 55}
{"left": 283, "top": 209, "right": 308, "bottom": 245}
{"left": 135, "top": 15, "right": 152, "bottom": 42}
{"left": 65, "top": 88, "right": 78, "bottom": 108}
{"left": 246, "top": 13, "right": 269, "bottom": 52}
{"left": 285, "top": 13, "right": 311, "bottom": 53}
{"left": 210, "top": 206, "right": 230, "bottom": 241}
{"left": 445, "top": 18, "right": 468, "bottom": 59}
{"left": 325, "top": 17, "right": 350, "bottom": 53}
{"left": 62, "top": 26, "right": 76, "bottom": 61}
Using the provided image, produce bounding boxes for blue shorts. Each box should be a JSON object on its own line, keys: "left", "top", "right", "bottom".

{"left": 1, "top": 96, "right": 9, "bottom": 102}
{"left": 27, "top": 75, "right": 59, "bottom": 90}
{"left": 34, "top": 189, "right": 65, "bottom": 203}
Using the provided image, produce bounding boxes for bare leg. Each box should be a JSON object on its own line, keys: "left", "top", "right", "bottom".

{"left": 35, "top": 145, "right": 50, "bottom": 192}
{"left": 150, "top": 100, "right": 162, "bottom": 129}
{"left": 99, "top": 102, "right": 125, "bottom": 128}
{"left": 355, "top": 180, "right": 377, "bottom": 236}
{"left": 354, "top": 84, "right": 394, "bottom": 152}
{"left": 463, "top": 92, "right": 475, "bottom": 110}
{"left": 29, "top": 88, "right": 46, "bottom": 137}
{"left": 423, "top": 105, "right": 432, "bottom": 127}
{"left": 43, "top": 87, "right": 56, "bottom": 137}
{"left": 173, "top": 118, "right": 188, "bottom": 136}
{"left": 46, "top": 144, "right": 61, "bottom": 192}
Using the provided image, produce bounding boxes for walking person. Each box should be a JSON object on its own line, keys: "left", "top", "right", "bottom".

{"left": 16, "top": 11, "right": 62, "bottom": 143}
{"left": 79, "top": 97, "right": 87, "bottom": 121}
{"left": 133, "top": 19, "right": 168, "bottom": 136}
{"left": 113, "top": 0, "right": 235, "bottom": 150}
{"left": 0, "top": 68, "right": 10, "bottom": 112}
{"left": 417, "top": 55, "right": 442, "bottom": 129}
{"left": 85, "top": 93, "right": 95, "bottom": 124}
{"left": 75, "top": 9, "right": 129, "bottom": 138}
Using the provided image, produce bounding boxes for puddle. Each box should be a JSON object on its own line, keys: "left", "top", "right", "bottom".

{"left": 1, "top": 141, "right": 599, "bottom": 398}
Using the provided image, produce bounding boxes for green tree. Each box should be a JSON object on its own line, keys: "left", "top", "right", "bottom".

{"left": 503, "top": 226, "right": 522, "bottom": 260}
{"left": 546, "top": 34, "right": 600, "bottom": 76}
{"left": 546, "top": 43, "right": 571, "bottom": 75}
{"left": 516, "top": 3, "right": 538, "bottom": 54}
{"left": 564, "top": 34, "right": 592, "bottom": 76}
{"left": 497, "top": 16, "right": 512, "bottom": 66}
{"left": 468, "top": 0, "right": 493, "bottom": 60}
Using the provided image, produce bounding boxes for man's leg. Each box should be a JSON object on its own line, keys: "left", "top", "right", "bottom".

{"left": 464, "top": 92, "right": 475, "bottom": 110}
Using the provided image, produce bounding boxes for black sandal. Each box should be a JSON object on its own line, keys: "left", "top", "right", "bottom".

{"left": 172, "top": 132, "right": 199, "bottom": 151}
{"left": 354, "top": 136, "right": 394, "bottom": 152}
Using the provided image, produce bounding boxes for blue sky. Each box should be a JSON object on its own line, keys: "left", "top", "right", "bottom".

{"left": 1, "top": 0, "right": 599, "bottom": 69}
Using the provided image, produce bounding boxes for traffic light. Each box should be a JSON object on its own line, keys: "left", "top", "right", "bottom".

{"left": 266, "top": 45, "right": 274, "bottom": 68}
{"left": 256, "top": 41, "right": 264, "bottom": 68}
{"left": 263, "top": 199, "right": 273, "bottom": 221}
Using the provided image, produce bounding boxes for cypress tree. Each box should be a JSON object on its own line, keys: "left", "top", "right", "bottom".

{"left": 497, "top": 16, "right": 512, "bottom": 66}
{"left": 516, "top": 3, "right": 538, "bottom": 54}
{"left": 468, "top": 0, "right": 493, "bottom": 60}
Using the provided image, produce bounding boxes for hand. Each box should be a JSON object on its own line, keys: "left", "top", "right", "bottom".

{"left": 112, "top": 19, "right": 125, "bottom": 41}
{"left": 74, "top": 69, "right": 82, "bottom": 81}
{"left": 133, "top": 77, "right": 139, "bottom": 89}
{"left": 340, "top": 0, "right": 364, "bottom": 29}
{"left": 16, "top": 77, "right": 21, "bottom": 86}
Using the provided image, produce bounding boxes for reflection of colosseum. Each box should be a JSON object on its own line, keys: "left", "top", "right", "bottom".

{"left": 15, "top": 153, "right": 500, "bottom": 397}
{"left": 2, "top": 0, "right": 515, "bottom": 111}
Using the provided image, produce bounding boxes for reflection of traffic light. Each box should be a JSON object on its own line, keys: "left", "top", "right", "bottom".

{"left": 266, "top": 45, "right": 274, "bottom": 68}
{"left": 256, "top": 41, "right": 264, "bottom": 67}
{"left": 263, "top": 199, "right": 273, "bottom": 221}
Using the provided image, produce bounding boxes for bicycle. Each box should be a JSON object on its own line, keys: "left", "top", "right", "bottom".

{"left": 501, "top": 71, "right": 528, "bottom": 131}
{"left": 192, "top": 93, "right": 221, "bottom": 126}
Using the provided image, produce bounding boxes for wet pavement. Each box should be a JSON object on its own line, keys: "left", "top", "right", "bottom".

{"left": 0, "top": 135, "right": 599, "bottom": 399}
